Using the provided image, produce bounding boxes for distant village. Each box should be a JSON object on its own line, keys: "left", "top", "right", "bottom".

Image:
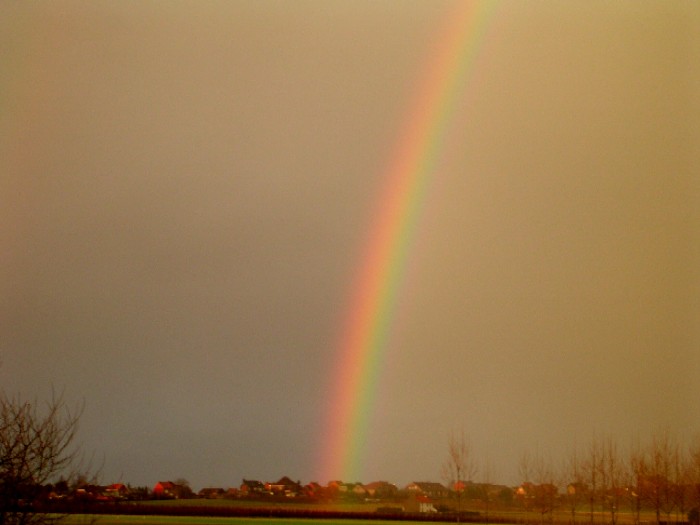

{"left": 40, "top": 473, "right": 700, "bottom": 522}
{"left": 50, "top": 477, "right": 519, "bottom": 514}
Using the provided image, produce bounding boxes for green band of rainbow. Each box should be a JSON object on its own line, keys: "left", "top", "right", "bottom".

{"left": 319, "top": 1, "right": 498, "bottom": 483}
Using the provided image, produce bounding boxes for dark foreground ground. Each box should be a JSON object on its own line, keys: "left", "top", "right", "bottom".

{"left": 40, "top": 501, "right": 693, "bottom": 525}
{"left": 43, "top": 501, "right": 493, "bottom": 523}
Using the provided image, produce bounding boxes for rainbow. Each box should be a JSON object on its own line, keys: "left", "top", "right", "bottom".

{"left": 319, "top": 2, "right": 499, "bottom": 483}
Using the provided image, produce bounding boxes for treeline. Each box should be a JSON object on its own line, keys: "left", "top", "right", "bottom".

{"left": 511, "top": 431, "right": 700, "bottom": 525}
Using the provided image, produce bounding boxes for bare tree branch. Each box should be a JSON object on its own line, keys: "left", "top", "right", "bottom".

{"left": 0, "top": 390, "right": 84, "bottom": 525}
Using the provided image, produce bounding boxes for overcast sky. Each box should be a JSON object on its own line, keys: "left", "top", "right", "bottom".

{"left": 2, "top": 1, "right": 699, "bottom": 490}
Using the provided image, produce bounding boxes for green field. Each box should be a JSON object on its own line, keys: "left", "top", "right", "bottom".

{"left": 60, "top": 509, "right": 680, "bottom": 525}
{"left": 63, "top": 516, "right": 424, "bottom": 525}
{"left": 59, "top": 511, "right": 676, "bottom": 525}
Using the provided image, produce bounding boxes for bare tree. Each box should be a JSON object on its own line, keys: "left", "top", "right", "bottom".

{"left": 519, "top": 450, "right": 533, "bottom": 516}
{"left": 173, "top": 479, "right": 195, "bottom": 499}
{"left": 442, "top": 430, "right": 477, "bottom": 522}
{"left": 672, "top": 442, "right": 691, "bottom": 525}
{"left": 688, "top": 436, "right": 700, "bottom": 520}
{"left": 530, "top": 450, "right": 559, "bottom": 525}
{"left": 583, "top": 436, "right": 602, "bottom": 525}
{"left": 0, "top": 390, "right": 83, "bottom": 525}
{"left": 643, "top": 431, "right": 679, "bottom": 525}
{"left": 481, "top": 455, "right": 496, "bottom": 523}
{"left": 564, "top": 444, "right": 585, "bottom": 525}
{"left": 627, "top": 441, "right": 647, "bottom": 525}
{"left": 600, "top": 436, "right": 626, "bottom": 525}
{"left": 516, "top": 448, "right": 559, "bottom": 525}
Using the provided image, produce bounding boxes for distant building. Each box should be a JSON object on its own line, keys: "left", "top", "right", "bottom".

{"left": 104, "top": 483, "right": 130, "bottom": 499}
{"left": 153, "top": 481, "right": 192, "bottom": 499}
{"left": 364, "top": 481, "right": 398, "bottom": 499}
{"left": 198, "top": 487, "right": 225, "bottom": 499}
{"left": 406, "top": 481, "right": 450, "bottom": 499}
{"left": 266, "top": 476, "right": 302, "bottom": 497}
{"left": 303, "top": 482, "right": 327, "bottom": 499}
{"left": 417, "top": 495, "right": 438, "bottom": 513}
{"left": 240, "top": 479, "right": 268, "bottom": 496}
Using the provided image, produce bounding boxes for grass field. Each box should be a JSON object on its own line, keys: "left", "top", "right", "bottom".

{"left": 63, "top": 516, "right": 422, "bottom": 525}
{"left": 58, "top": 498, "right": 685, "bottom": 525}
{"left": 112, "top": 499, "right": 674, "bottom": 525}
{"left": 60, "top": 510, "right": 677, "bottom": 525}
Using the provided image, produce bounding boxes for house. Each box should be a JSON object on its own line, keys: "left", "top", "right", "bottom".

{"left": 457, "top": 481, "right": 510, "bottom": 500}
{"left": 198, "top": 487, "right": 225, "bottom": 499}
{"left": 153, "top": 481, "right": 175, "bottom": 499}
{"left": 481, "top": 483, "right": 514, "bottom": 503}
{"left": 74, "top": 484, "right": 108, "bottom": 501}
{"left": 516, "top": 482, "right": 558, "bottom": 511}
{"left": 303, "top": 482, "right": 327, "bottom": 499}
{"left": 406, "top": 482, "right": 450, "bottom": 499}
{"left": 364, "top": 481, "right": 398, "bottom": 499}
{"left": 153, "top": 481, "right": 191, "bottom": 499}
{"left": 350, "top": 483, "right": 367, "bottom": 498}
{"left": 104, "top": 483, "right": 130, "bottom": 499}
{"left": 327, "top": 480, "right": 350, "bottom": 495}
{"left": 417, "top": 494, "right": 438, "bottom": 513}
{"left": 566, "top": 482, "right": 588, "bottom": 496}
{"left": 325, "top": 480, "right": 343, "bottom": 499}
{"left": 266, "top": 476, "right": 302, "bottom": 497}
{"left": 334, "top": 482, "right": 367, "bottom": 499}
{"left": 240, "top": 479, "right": 268, "bottom": 496}
{"left": 515, "top": 482, "right": 535, "bottom": 499}
{"left": 324, "top": 480, "right": 366, "bottom": 499}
